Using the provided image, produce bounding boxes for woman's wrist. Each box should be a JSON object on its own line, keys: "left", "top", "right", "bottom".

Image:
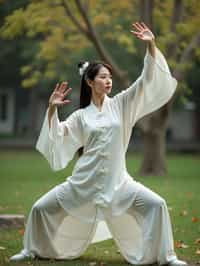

{"left": 48, "top": 102, "right": 56, "bottom": 110}
{"left": 147, "top": 39, "right": 156, "bottom": 58}
{"left": 48, "top": 103, "right": 56, "bottom": 129}
{"left": 148, "top": 38, "right": 156, "bottom": 47}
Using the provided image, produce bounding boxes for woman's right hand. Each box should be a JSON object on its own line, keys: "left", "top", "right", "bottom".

{"left": 49, "top": 81, "right": 72, "bottom": 107}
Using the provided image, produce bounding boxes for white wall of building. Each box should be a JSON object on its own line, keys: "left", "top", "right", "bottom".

{"left": 168, "top": 109, "right": 196, "bottom": 140}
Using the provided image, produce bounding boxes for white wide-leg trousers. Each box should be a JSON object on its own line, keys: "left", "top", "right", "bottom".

{"left": 21, "top": 183, "right": 177, "bottom": 264}
{"left": 22, "top": 186, "right": 98, "bottom": 259}
{"left": 105, "top": 183, "right": 177, "bottom": 265}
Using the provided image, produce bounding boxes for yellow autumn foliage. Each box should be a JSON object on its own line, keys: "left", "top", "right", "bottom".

{"left": 0, "top": 0, "right": 199, "bottom": 88}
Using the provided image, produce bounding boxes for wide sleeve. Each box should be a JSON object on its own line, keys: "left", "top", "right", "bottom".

{"left": 113, "top": 46, "right": 177, "bottom": 150}
{"left": 114, "top": 46, "right": 177, "bottom": 126}
{"left": 36, "top": 108, "right": 83, "bottom": 171}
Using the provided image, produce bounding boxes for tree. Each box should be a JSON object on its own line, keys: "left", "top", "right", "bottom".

{"left": 1, "top": 0, "right": 200, "bottom": 174}
{"left": 137, "top": 0, "right": 200, "bottom": 175}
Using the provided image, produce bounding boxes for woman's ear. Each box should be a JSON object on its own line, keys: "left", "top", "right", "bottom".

{"left": 86, "top": 79, "right": 93, "bottom": 89}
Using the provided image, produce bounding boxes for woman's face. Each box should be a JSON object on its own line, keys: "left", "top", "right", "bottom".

{"left": 88, "top": 66, "right": 112, "bottom": 96}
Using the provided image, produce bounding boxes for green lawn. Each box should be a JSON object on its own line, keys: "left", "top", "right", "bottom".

{"left": 0, "top": 150, "right": 199, "bottom": 266}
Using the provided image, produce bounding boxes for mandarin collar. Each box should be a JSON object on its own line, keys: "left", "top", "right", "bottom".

{"left": 90, "top": 94, "right": 110, "bottom": 113}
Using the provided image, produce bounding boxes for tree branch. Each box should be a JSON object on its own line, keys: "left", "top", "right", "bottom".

{"left": 170, "top": 0, "right": 184, "bottom": 32}
{"left": 61, "top": 0, "right": 90, "bottom": 39}
{"left": 74, "top": 0, "right": 128, "bottom": 85}
{"left": 167, "top": 0, "right": 184, "bottom": 58}
{"left": 165, "top": 31, "right": 200, "bottom": 113}
{"left": 174, "top": 31, "right": 200, "bottom": 80}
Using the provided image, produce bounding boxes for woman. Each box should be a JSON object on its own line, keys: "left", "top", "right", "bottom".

{"left": 10, "top": 22, "right": 187, "bottom": 266}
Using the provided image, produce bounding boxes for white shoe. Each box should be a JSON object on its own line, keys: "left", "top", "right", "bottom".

{"left": 10, "top": 250, "right": 34, "bottom": 261}
{"left": 169, "top": 259, "right": 187, "bottom": 266}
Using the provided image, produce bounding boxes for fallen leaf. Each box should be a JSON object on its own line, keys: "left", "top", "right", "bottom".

{"left": 195, "top": 239, "right": 200, "bottom": 244}
{"left": 175, "top": 240, "right": 189, "bottom": 249}
{"left": 18, "top": 229, "right": 25, "bottom": 235}
{"left": 196, "top": 249, "right": 200, "bottom": 255}
{"left": 181, "top": 243, "right": 189, "bottom": 248}
{"left": 0, "top": 246, "right": 6, "bottom": 250}
{"left": 104, "top": 250, "right": 109, "bottom": 254}
{"left": 89, "top": 262, "right": 97, "bottom": 266}
{"left": 192, "top": 217, "right": 199, "bottom": 223}
{"left": 180, "top": 210, "right": 188, "bottom": 216}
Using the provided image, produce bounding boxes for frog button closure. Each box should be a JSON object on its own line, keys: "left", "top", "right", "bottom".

{"left": 100, "top": 152, "right": 110, "bottom": 159}
{"left": 99, "top": 167, "right": 108, "bottom": 175}
{"left": 95, "top": 198, "right": 104, "bottom": 206}
{"left": 95, "top": 183, "right": 104, "bottom": 190}
{"left": 100, "top": 126, "right": 106, "bottom": 132}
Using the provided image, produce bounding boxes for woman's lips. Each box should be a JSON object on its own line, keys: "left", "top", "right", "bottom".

{"left": 105, "top": 86, "right": 112, "bottom": 90}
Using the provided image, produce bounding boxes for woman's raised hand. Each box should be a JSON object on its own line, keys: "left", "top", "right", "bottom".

{"left": 49, "top": 82, "right": 72, "bottom": 107}
{"left": 131, "top": 22, "right": 155, "bottom": 42}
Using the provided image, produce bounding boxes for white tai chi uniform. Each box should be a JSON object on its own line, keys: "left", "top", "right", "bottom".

{"left": 21, "top": 47, "right": 178, "bottom": 265}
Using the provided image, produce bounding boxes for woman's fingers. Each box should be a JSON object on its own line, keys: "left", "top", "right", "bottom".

{"left": 52, "top": 81, "right": 72, "bottom": 106}
{"left": 133, "top": 22, "right": 143, "bottom": 31}
{"left": 130, "top": 30, "right": 143, "bottom": 39}
{"left": 136, "top": 22, "right": 145, "bottom": 30}
{"left": 63, "top": 87, "right": 72, "bottom": 98}
{"left": 132, "top": 23, "right": 141, "bottom": 31}
{"left": 141, "top": 22, "right": 148, "bottom": 30}
{"left": 59, "top": 81, "right": 68, "bottom": 92}
{"left": 131, "top": 30, "right": 140, "bottom": 35}
{"left": 62, "top": 99, "right": 71, "bottom": 105}
{"left": 132, "top": 22, "right": 150, "bottom": 32}
{"left": 57, "top": 99, "right": 71, "bottom": 106}
{"left": 54, "top": 83, "right": 60, "bottom": 92}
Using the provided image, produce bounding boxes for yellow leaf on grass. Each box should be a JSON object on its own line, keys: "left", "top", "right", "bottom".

{"left": 180, "top": 210, "right": 188, "bottom": 216}
{"left": 89, "top": 262, "right": 97, "bottom": 266}
{"left": 196, "top": 249, "right": 200, "bottom": 255}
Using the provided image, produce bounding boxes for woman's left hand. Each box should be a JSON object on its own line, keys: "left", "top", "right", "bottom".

{"left": 131, "top": 22, "right": 155, "bottom": 42}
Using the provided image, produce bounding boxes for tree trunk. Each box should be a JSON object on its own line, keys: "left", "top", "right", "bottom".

{"left": 139, "top": 128, "right": 167, "bottom": 176}
{"left": 140, "top": 0, "right": 154, "bottom": 29}
{"left": 138, "top": 0, "right": 168, "bottom": 176}
{"left": 138, "top": 104, "right": 170, "bottom": 176}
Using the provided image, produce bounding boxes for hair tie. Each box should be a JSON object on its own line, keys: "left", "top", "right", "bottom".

{"left": 79, "top": 61, "right": 89, "bottom": 76}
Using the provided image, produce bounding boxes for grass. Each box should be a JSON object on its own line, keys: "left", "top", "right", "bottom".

{"left": 0, "top": 150, "right": 200, "bottom": 266}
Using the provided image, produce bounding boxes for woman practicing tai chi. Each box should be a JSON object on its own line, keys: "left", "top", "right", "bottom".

{"left": 11, "top": 22, "right": 187, "bottom": 266}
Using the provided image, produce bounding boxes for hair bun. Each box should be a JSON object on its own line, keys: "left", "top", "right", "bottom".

{"left": 78, "top": 61, "right": 90, "bottom": 76}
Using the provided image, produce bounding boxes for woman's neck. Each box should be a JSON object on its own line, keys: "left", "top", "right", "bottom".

{"left": 91, "top": 93, "right": 105, "bottom": 110}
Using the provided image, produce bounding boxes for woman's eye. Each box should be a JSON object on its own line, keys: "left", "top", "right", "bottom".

{"left": 99, "top": 76, "right": 112, "bottom": 79}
